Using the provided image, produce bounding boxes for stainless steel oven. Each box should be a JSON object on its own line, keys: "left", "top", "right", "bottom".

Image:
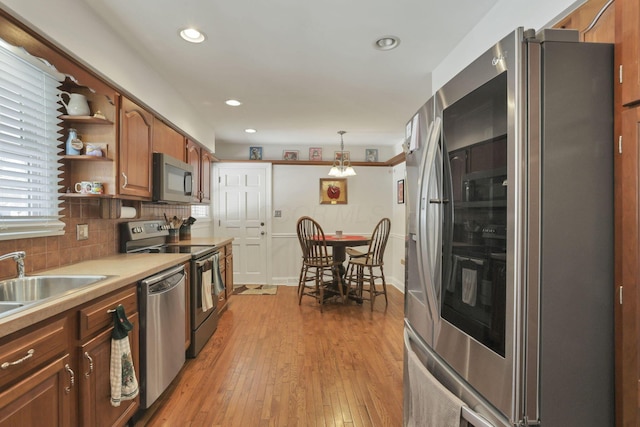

{"left": 187, "top": 248, "right": 221, "bottom": 358}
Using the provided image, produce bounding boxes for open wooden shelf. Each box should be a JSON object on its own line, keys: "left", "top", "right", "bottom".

{"left": 61, "top": 155, "right": 113, "bottom": 161}
{"left": 59, "top": 115, "right": 113, "bottom": 125}
{"left": 60, "top": 193, "right": 116, "bottom": 199}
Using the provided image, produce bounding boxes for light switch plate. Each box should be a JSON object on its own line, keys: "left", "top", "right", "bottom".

{"left": 77, "top": 224, "right": 89, "bottom": 240}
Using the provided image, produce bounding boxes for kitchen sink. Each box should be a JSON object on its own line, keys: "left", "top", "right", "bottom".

{"left": 0, "top": 275, "right": 109, "bottom": 302}
{"left": 0, "top": 302, "right": 29, "bottom": 315}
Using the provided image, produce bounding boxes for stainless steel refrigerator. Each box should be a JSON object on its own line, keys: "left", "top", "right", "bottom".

{"left": 403, "top": 28, "right": 614, "bottom": 427}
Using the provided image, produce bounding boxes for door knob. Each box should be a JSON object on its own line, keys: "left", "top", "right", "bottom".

{"left": 261, "top": 222, "right": 265, "bottom": 226}
{"left": 261, "top": 231, "right": 265, "bottom": 235}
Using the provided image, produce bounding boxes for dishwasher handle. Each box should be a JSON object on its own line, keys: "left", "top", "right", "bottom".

{"left": 141, "top": 264, "right": 186, "bottom": 294}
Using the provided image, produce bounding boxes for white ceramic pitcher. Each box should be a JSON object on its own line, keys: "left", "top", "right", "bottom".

{"left": 58, "top": 92, "right": 90, "bottom": 116}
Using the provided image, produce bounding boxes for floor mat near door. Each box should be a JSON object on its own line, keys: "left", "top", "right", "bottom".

{"left": 233, "top": 285, "right": 278, "bottom": 295}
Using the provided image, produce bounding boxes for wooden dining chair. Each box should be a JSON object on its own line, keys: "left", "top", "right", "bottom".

{"left": 345, "top": 218, "right": 391, "bottom": 311}
{"left": 296, "top": 216, "right": 344, "bottom": 311}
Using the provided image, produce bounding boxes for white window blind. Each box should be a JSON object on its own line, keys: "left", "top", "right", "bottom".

{"left": 0, "top": 39, "right": 65, "bottom": 239}
{"left": 191, "top": 204, "right": 210, "bottom": 220}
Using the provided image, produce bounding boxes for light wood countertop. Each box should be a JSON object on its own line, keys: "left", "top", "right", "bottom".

{"left": 0, "top": 237, "right": 234, "bottom": 339}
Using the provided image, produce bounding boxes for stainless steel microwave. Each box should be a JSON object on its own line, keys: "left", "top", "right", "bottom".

{"left": 152, "top": 153, "right": 194, "bottom": 203}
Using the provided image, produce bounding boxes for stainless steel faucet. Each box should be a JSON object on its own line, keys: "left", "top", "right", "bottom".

{"left": 0, "top": 251, "right": 26, "bottom": 278}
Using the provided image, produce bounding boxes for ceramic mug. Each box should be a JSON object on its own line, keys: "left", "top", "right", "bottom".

{"left": 336, "top": 230, "right": 343, "bottom": 237}
{"left": 75, "top": 181, "right": 92, "bottom": 194}
{"left": 90, "top": 182, "right": 103, "bottom": 194}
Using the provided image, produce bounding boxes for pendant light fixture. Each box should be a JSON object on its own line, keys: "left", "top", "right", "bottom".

{"left": 328, "top": 131, "right": 356, "bottom": 177}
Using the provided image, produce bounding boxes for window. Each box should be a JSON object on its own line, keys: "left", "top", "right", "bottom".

{"left": 190, "top": 204, "right": 210, "bottom": 221}
{"left": 0, "top": 39, "right": 64, "bottom": 240}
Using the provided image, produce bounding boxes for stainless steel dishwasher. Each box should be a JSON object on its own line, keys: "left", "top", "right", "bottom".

{"left": 139, "top": 264, "right": 186, "bottom": 409}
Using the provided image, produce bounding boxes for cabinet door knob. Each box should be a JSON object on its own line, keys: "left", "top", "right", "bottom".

{"left": 65, "top": 364, "right": 75, "bottom": 394}
{"left": 84, "top": 352, "right": 94, "bottom": 378}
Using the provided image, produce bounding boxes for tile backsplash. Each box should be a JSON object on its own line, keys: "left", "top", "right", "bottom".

{"left": 0, "top": 198, "right": 191, "bottom": 280}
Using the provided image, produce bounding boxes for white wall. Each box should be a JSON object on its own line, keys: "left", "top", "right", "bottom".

{"left": 389, "top": 161, "right": 407, "bottom": 291}
{"left": 270, "top": 164, "right": 406, "bottom": 290}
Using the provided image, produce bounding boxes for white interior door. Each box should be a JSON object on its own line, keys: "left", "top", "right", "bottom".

{"left": 214, "top": 163, "right": 271, "bottom": 285}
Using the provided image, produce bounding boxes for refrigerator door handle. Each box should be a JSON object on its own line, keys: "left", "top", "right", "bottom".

{"left": 415, "top": 120, "right": 436, "bottom": 324}
{"left": 417, "top": 117, "right": 443, "bottom": 326}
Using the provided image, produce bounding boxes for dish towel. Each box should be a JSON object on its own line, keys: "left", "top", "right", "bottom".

{"left": 110, "top": 304, "right": 139, "bottom": 407}
{"left": 404, "top": 330, "right": 466, "bottom": 427}
{"left": 212, "top": 253, "right": 226, "bottom": 295}
{"left": 461, "top": 267, "right": 478, "bottom": 307}
{"left": 202, "top": 263, "right": 214, "bottom": 312}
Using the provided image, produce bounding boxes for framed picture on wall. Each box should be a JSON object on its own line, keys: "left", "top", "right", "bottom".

{"left": 249, "top": 146, "right": 262, "bottom": 160}
{"left": 397, "top": 179, "right": 405, "bottom": 204}
{"left": 283, "top": 150, "right": 299, "bottom": 161}
{"left": 309, "top": 147, "right": 323, "bottom": 161}
{"left": 365, "top": 148, "right": 378, "bottom": 162}
{"left": 320, "top": 178, "right": 347, "bottom": 204}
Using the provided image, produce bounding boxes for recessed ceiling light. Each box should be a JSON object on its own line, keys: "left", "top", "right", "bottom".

{"left": 245, "top": 128, "right": 257, "bottom": 134}
{"left": 179, "top": 28, "right": 206, "bottom": 43}
{"left": 374, "top": 35, "right": 400, "bottom": 51}
{"left": 225, "top": 99, "right": 242, "bottom": 107}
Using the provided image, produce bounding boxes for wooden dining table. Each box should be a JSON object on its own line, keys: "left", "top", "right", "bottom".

{"left": 309, "top": 234, "right": 370, "bottom": 303}
{"left": 320, "top": 234, "right": 371, "bottom": 264}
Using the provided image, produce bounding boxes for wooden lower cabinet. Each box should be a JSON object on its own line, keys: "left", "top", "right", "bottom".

{"left": 77, "top": 284, "right": 139, "bottom": 427}
{"left": 0, "top": 354, "right": 73, "bottom": 426}
{"left": 0, "top": 284, "right": 140, "bottom": 427}
{"left": 225, "top": 243, "right": 234, "bottom": 300}
{"left": 79, "top": 313, "right": 139, "bottom": 427}
{"left": 617, "top": 106, "right": 640, "bottom": 427}
{"left": 217, "top": 248, "right": 227, "bottom": 313}
{"left": 216, "top": 243, "right": 234, "bottom": 313}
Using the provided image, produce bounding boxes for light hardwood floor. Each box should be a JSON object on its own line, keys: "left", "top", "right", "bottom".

{"left": 135, "top": 285, "right": 405, "bottom": 426}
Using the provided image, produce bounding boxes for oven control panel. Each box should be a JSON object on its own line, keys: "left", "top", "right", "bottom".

{"left": 126, "top": 221, "right": 169, "bottom": 237}
{"left": 120, "top": 220, "right": 170, "bottom": 252}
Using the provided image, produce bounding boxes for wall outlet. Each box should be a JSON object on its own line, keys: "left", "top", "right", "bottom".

{"left": 274, "top": 210, "right": 282, "bottom": 217}
{"left": 77, "top": 224, "right": 89, "bottom": 241}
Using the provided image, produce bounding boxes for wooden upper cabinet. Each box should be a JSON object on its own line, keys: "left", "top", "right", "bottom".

{"left": 200, "top": 149, "right": 212, "bottom": 203}
{"left": 153, "top": 118, "right": 185, "bottom": 162}
{"left": 186, "top": 139, "right": 212, "bottom": 203}
{"left": 555, "top": 0, "right": 615, "bottom": 43}
{"left": 119, "top": 96, "right": 153, "bottom": 199}
{"left": 186, "top": 139, "right": 201, "bottom": 203}
{"left": 620, "top": 0, "right": 640, "bottom": 105}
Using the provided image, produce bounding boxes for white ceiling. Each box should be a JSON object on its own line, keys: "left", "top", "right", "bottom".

{"left": 82, "top": 0, "right": 499, "bottom": 147}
